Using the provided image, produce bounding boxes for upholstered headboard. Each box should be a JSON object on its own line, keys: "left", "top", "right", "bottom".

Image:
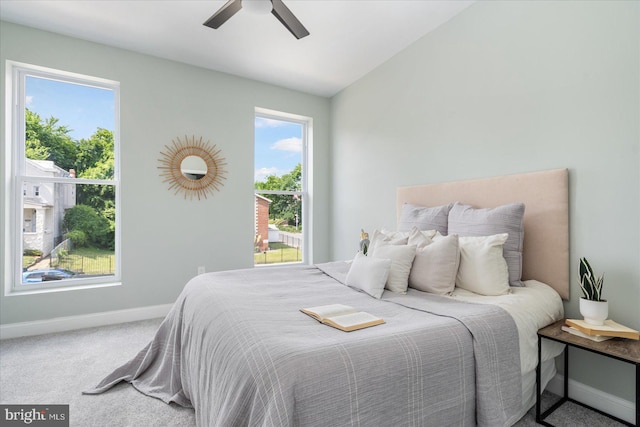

{"left": 397, "top": 169, "right": 570, "bottom": 299}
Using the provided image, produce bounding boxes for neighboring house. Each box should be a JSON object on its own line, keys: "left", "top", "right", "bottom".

{"left": 23, "top": 159, "right": 76, "bottom": 256}
{"left": 254, "top": 194, "right": 271, "bottom": 252}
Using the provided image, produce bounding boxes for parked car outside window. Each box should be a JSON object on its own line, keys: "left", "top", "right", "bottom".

{"left": 22, "top": 269, "right": 77, "bottom": 283}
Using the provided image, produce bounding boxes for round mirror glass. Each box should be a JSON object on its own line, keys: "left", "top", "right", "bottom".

{"left": 180, "top": 155, "right": 208, "bottom": 180}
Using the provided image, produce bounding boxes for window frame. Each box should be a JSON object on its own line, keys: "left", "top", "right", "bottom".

{"left": 3, "top": 61, "right": 121, "bottom": 295}
{"left": 254, "top": 107, "right": 313, "bottom": 266}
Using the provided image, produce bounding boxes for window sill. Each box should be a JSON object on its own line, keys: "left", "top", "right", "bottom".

{"left": 254, "top": 261, "right": 307, "bottom": 268}
{"left": 6, "top": 280, "right": 122, "bottom": 297}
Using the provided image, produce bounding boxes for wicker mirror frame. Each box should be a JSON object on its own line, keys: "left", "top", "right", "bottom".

{"left": 158, "top": 135, "right": 227, "bottom": 200}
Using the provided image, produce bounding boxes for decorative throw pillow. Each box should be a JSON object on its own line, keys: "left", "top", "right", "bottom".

{"left": 369, "top": 229, "right": 410, "bottom": 254}
{"left": 432, "top": 231, "right": 446, "bottom": 240}
{"left": 409, "top": 234, "right": 460, "bottom": 295}
{"left": 448, "top": 202, "right": 525, "bottom": 287}
{"left": 397, "top": 203, "right": 452, "bottom": 235}
{"left": 345, "top": 252, "right": 392, "bottom": 299}
{"left": 456, "top": 234, "right": 510, "bottom": 296}
{"left": 371, "top": 244, "right": 417, "bottom": 294}
{"left": 407, "top": 227, "right": 436, "bottom": 249}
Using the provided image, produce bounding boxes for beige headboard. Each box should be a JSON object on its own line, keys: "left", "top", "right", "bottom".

{"left": 397, "top": 169, "right": 570, "bottom": 299}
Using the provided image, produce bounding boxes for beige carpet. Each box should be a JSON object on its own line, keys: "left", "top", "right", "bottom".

{"left": 0, "top": 318, "right": 624, "bottom": 426}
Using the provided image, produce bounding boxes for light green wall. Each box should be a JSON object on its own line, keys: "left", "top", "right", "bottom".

{"left": 331, "top": 1, "right": 639, "bottom": 401}
{"left": 0, "top": 21, "right": 331, "bottom": 324}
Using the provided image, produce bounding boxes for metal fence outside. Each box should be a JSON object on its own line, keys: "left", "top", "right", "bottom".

{"left": 279, "top": 232, "right": 302, "bottom": 249}
{"left": 50, "top": 238, "right": 72, "bottom": 266}
{"left": 50, "top": 238, "right": 115, "bottom": 275}
{"left": 254, "top": 246, "right": 301, "bottom": 265}
{"left": 54, "top": 255, "right": 115, "bottom": 275}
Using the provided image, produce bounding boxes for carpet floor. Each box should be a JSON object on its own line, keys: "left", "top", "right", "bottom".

{"left": 0, "top": 318, "right": 624, "bottom": 426}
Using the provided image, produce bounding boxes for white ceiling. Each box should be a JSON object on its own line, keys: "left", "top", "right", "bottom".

{"left": 0, "top": 0, "right": 473, "bottom": 97}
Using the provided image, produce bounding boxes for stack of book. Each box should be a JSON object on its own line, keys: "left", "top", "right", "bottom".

{"left": 562, "top": 319, "right": 640, "bottom": 342}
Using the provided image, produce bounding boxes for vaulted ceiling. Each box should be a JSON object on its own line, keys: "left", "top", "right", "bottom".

{"left": 0, "top": 1, "right": 473, "bottom": 97}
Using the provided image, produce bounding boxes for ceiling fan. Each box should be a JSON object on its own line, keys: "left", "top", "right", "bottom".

{"left": 203, "top": 0, "right": 310, "bottom": 39}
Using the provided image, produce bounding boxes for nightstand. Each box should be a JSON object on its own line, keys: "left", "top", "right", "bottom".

{"left": 536, "top": 319, "right": 640, "bottom": 426}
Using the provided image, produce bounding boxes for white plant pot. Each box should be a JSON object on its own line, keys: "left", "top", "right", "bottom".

{"left": 579, "top": 298, "right": 608, "bottom": 326}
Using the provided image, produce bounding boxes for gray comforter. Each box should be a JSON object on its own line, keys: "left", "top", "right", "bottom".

{"left": 85, "top": 263, "right": 521, "bottom": 426}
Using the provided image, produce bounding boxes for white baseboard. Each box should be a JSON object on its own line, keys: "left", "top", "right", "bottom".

{"left": 0, "top": 304, "right": 173, "bottom": 340}
{"left": 546, "top": 373, "right": 636, "bottom": 424}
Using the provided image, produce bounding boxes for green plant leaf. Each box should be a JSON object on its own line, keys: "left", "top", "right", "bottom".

{"left": 578, "top": 257, "right": 604, "bottom": 301}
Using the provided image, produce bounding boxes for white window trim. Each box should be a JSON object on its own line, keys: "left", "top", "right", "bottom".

{"left": 3, "top": 60, "right": 122, "bottom": 296}
{"left": 254, "top": 107, "right": 313, "bottom": 266}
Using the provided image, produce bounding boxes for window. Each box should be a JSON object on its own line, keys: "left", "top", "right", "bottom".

{"left": 4, "top": 61, "right": 120, "bottom": 293}
{"left": 254, "top": 108, "right": 311, "bottom": 266}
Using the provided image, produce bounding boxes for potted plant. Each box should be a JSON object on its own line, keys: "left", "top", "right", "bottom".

{"left": 578, "top": 257, "right": 607, "bottom": 325}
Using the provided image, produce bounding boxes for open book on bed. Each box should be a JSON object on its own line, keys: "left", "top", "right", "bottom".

{"left": 300, "top": 304, "right": 385, "bottom": 332}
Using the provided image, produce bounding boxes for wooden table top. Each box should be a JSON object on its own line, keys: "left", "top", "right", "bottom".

{"left": 538, "top": 319, "right": 640, "bottom": 364}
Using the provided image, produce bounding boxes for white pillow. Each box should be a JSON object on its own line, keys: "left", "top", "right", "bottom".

{"left": 409, "top": 234, "right": 460, "bottom": 295}
{"left": 448, "top": 202, "right": 525, "bottom": 287}
{"left": 407, "top": 227, "right": 436, "bottom": 248}
{"left": 371, "top": 244, "right": 417, "bottom": 294}
{"left": 369, "top": 229, "right": 409, "bottom": 254}
{"left": 456, "top": 234, "right": 510, "bottom": 296}
{"left": 432, "top": 231, "right": 445, "bottom": 240}
{"left": 345, "top": 252, "right": 391, "bottom": 299}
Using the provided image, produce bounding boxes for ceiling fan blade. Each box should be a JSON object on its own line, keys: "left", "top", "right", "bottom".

{"left": 203, "top": 0, "right": 242, "bottom": 29}
{"left": 270, "top": 0, "right": 310, "bottom": 39}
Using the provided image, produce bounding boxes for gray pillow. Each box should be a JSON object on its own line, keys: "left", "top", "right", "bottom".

{"left": 447, "top": 202, "right": 525, "bottom": 287}
{"left": 398, "top": 203, "right": 452, "bottom": 235}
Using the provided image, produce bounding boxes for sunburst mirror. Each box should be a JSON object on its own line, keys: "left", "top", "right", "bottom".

{"left": 158, "top": 135, "right": 227, "bottom": 200}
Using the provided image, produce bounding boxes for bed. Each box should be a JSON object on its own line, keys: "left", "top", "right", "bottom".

{"left": 85, "top": 168, "right": 570, "bottom": 427}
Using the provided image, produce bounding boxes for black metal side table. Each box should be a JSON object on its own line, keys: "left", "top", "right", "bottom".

{"left": 536, "top": 319, "right": 639, "bottom": 426}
